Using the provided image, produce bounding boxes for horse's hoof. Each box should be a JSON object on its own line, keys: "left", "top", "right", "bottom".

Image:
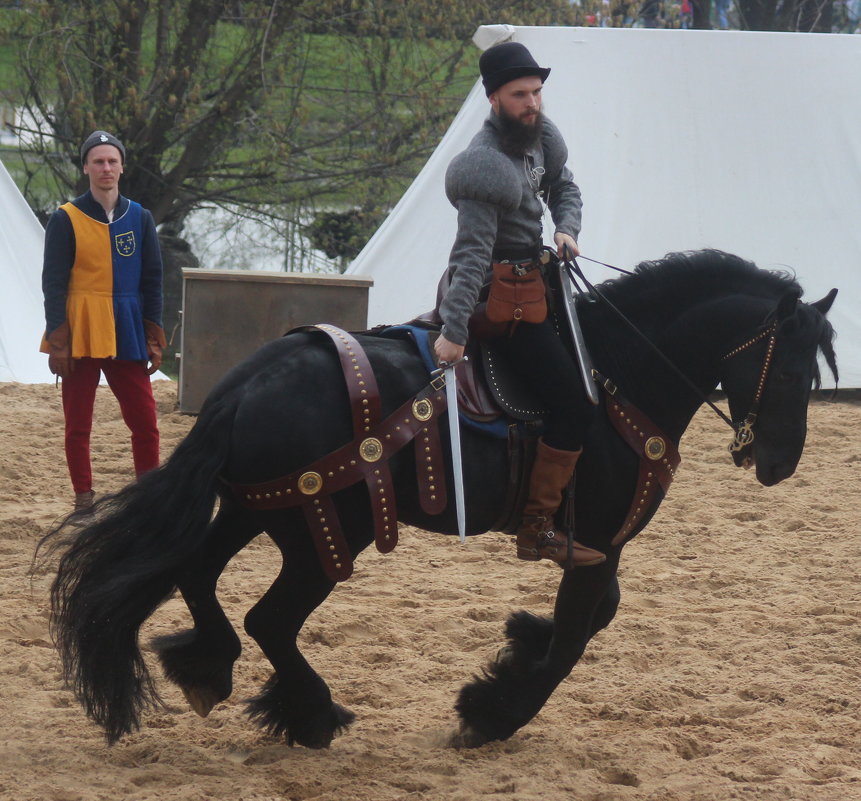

{"left": 292, "top": 729, "right": 335, "bottom": 750}
{"left": 448, "top": 723, "right": 490, "bottom": 749}
{"left": 181, "top": 686, "right": 220, "bottom": 717}
{"left": 288, "top": 703, "right": 356, "bottom": 749}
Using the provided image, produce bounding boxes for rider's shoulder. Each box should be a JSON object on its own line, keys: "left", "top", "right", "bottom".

{"left": 540, "top": 117, "right": 569, "bottom": 177}
{"left": 445, "top": 145, "right": 522, "bottom": 213}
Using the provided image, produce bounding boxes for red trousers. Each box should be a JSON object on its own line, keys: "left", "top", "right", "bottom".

{"left": 61, "top": 358, "right": 159, "bottom": 493}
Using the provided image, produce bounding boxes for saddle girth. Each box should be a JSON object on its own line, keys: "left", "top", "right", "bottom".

{"left": 228, "top": 325, "right": 448, "bottom": 582}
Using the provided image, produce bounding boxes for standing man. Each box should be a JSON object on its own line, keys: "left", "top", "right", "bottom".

{"left": 433, "top": 42, "right": 605, "bottom": 568}
{"left": 41, "top": 130, "right": 167, "bottom": 512}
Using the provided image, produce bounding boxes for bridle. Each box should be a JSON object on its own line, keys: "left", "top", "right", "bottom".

{"left": 566, "top": 254, "right": 782, "bottom": 455}
{"left": 720, "top": 320, "right": 778, "bottom": 453}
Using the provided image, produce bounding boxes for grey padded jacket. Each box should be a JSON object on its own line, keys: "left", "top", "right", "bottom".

{"left": 438, "top": 112, "right": 582, "bottom": 345}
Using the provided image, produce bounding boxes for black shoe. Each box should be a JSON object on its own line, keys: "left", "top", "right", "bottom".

{"left": 72, "top": 490, "right": 95, "bottom": 516}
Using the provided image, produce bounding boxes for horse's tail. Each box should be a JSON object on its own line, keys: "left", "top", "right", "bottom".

{"left": 38, "top": 390, "right": 240, "bottom": 744}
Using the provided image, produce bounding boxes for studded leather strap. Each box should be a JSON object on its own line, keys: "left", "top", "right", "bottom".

{"left": 415, "top": 418, "right": 447, "bottom": 516}
{"left": 305, "top": 324, "right": 382, "bottom": 436}
{"left": 227, "top": 328, "right": 450, "bottom": 581}
{"left": 230, "top": 380, "right": 446, "bottom": 491}
{"left": 592, "top": 372, "right": 681, "bottom": 547}
{"left": 299, "top": 325, "right": 396, "bottom": 552}
{"left": 303, "top": 495, "right": 353, "bottom": 582}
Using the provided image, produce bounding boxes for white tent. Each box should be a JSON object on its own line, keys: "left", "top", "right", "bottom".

{"left": 0, "top": 157, "right": 52, "bottom": 383}
{"left": 349, "top": 25, "right": 861, "bottom": 388}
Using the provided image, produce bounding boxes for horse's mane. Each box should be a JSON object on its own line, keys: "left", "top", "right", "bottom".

{"left": 594, "top": 250, "right": 801, "bottom": 312}
{"left": 578, "top": 249, "right": 838, "bottom": 391}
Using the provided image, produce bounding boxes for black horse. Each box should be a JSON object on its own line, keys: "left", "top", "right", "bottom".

{"left": 42, "top": 250, "right": 837, "bottom": 749}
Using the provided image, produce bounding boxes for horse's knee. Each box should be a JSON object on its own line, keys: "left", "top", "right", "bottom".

{"left": 244, "top": 596, "right": 294, "bottom": 645}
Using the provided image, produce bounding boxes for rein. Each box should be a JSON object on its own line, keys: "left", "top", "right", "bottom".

{"left": 566, "top": 255, "right": 780, "bottom": 452}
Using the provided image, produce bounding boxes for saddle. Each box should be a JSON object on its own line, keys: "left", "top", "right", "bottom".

{"left": 228, "top": 279, "right": 681, "bottom": 582}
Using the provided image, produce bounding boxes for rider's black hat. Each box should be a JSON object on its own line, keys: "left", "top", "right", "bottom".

{"left": 479, "top": 42, "right": 551, "bottom": 97}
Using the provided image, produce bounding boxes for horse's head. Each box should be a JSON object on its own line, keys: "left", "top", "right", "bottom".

{"left": 720, "top": 287, "right": 838, "bottom": 486}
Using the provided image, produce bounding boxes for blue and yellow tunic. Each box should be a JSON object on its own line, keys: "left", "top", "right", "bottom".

{"left": 41, "top": 191, "right": 163, "bottom": 360}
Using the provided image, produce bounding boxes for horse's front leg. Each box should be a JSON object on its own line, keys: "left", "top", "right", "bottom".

{"left": 453, "top": 556, "right": 620, "bottom": 747}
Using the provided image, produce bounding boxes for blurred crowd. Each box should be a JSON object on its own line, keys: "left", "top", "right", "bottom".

{"left": 579, "top": 0, "right": 860, "bottom": 31}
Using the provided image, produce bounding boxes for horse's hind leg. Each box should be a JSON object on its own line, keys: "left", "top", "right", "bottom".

{"left": 244, "top": 520, "right": 359, "bottom": 749}
{"left": 152, "top": 500, "right": 262, "bottom": 717}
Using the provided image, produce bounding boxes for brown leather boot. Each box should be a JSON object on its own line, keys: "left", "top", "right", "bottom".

{"left": 515, "top": 440, "right": 606, "bottom": 568}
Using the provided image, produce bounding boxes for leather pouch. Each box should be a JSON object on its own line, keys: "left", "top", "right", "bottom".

{"left": 485, "top": 262, "right": 548, "bottom": 326}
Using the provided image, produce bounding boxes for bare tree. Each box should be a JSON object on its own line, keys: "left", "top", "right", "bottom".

{"left": 11, "top": 0, "right": 580, "bottom": 227}
{"left": 13, "top": 1, "right": 477, "bottom": 231}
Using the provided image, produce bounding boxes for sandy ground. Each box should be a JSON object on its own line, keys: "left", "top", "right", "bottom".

{"left": 1, "top": 380, "right": 859, "bottom": 801}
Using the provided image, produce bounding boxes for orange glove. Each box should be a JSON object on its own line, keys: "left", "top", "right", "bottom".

{"left": 144, "top": 320, "right": 167, "bottom": 376}
{"left": 46, "top": 321, "right": 74, "bottom": 378}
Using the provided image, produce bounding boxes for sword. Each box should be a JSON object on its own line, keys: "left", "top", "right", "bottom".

{"left": 435, "top": 357, "right": 468, "bottom": 543}
{"left": 560, "top": 246, "right": 600, "bottom": 406}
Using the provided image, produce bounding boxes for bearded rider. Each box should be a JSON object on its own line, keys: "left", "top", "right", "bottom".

{"left": 433, "top": 42, "right": 606, "bottom": 568}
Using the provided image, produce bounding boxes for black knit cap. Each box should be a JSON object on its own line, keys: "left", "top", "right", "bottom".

{"left": 80, "top": 130, "right": 126, "bottom": 165}
{"left": 479, "top": 42, "right": 551, "bottom": 97}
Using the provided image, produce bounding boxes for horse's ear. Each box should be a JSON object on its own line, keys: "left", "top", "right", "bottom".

{"left": 776, "top": 288, "right": 801, "bottom": 321}
{"left": 810, "top": 287, "right": 838, "bottom": 316}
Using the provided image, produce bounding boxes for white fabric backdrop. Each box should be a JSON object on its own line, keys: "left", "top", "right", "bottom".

{"left": 0, "top": 158, "right": 52, "bottom": 383}
{"left": 349, "top": 25, "right": 861, "bottom": 387}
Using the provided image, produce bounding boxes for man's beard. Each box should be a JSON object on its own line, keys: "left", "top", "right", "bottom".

{"left": 496, "top": 107, "right": 544, "bottom": 155}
